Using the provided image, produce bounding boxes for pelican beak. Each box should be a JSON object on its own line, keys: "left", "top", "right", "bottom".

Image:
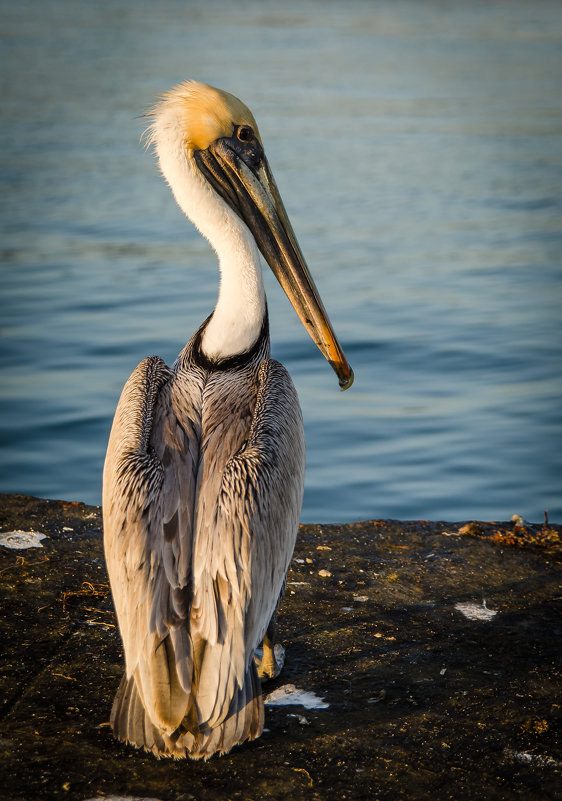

{"left": 194, "top": 134, "right": 354, "bottom": 391}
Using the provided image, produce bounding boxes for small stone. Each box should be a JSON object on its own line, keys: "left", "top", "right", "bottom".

{"left": 288, "top": 713, "right": 309, "bottom": 725}
{"left": 455, "top": 601, "right": 497, "bottom": 622}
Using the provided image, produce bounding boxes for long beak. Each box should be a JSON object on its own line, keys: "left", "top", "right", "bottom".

{"left": 194, "top": 138, "right": 354, "bottom": 390}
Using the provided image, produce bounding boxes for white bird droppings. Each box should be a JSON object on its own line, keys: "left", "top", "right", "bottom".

{"left": 264, "top": 684, "right": 329, "bottom": 709}
{"left": 455, "top": 601, "right": 497, "bottom": 621}
{"left": 0, "top": 530, "right": 46, "bottom": 549}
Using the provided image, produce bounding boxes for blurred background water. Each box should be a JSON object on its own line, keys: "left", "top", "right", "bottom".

{"left": 1, "top": 0, "right": 561, "bottom": 523}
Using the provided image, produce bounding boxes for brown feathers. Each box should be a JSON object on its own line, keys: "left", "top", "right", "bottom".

{"left": 103, "top": 324, "right": 304, "bottom": 759}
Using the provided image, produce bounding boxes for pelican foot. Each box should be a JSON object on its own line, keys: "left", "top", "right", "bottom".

{"left": 255, "top": 642, "right": 285, "bottom": 682}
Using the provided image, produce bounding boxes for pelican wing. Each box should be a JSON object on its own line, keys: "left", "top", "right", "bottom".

{"left": 103, "top": 356, "right": 201, "bottom": 732}
{"left": 191, "top": 359, "right": 305, "bottom": 728}
{"left": 103, "top": 353, "right": 304, "bottom": 748}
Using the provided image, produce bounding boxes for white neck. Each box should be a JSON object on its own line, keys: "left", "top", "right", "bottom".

{"left": 202, "top": 229, "right": 266, "bottom": 359}
{"left": 154, "top": 123, "right": 266, "bottom": 360}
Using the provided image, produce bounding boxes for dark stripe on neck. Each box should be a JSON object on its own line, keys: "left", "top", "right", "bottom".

{"left": 191, "top": 307, "right": 269, "bottom": 373}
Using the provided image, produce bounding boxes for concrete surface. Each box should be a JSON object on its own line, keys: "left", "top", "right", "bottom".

{"left": 0, "top": 494, "right": 560, "bottom": 801}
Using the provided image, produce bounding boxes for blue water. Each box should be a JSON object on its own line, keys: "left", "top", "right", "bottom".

{"left": 1, "top": 0, "right": 561, "bottom": 523}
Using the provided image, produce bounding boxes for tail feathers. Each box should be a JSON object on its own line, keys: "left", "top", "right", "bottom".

{"left": 110, "top": 661, "right": 264, "bottom": 760}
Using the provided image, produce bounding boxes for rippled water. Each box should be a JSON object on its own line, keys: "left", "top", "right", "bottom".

{"left": 1, "top": 0, "right": 561, "bottom": 522}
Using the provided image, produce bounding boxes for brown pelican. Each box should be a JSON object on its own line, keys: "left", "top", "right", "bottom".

{"left": 103, "top": 80, "right": 353, "bottom": 760}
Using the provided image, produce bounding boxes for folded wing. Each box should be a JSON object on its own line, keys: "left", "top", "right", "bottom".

{"left": 103, "top": 356, "right": 200, "bottom": 733}
{"left": 103, "top": 356, "right": 304, "bottom": 758}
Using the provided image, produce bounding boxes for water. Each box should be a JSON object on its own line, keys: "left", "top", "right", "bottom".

{"left": 1, "top": 0, "right": 561, "bottom": 523}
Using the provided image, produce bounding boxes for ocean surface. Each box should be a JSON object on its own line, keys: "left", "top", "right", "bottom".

{"left": 1, "top": 0, "right": 561, "bottom": 523}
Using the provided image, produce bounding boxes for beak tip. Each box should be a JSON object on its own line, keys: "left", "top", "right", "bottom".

{"left": 338, "top": 365, "right": 354, "bottom": 391}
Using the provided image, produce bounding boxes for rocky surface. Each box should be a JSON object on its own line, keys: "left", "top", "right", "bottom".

{"left": 0, "top": 493, "right": 560, "bottom": 801}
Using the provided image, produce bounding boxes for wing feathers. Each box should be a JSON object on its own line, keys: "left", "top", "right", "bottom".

{"left": 104, "top": 357, "right": 198, "bottom": 731}
{"left": 190, "top": 360, "right": 304, "bottom": 732}
{"left": 104, "top": 353, "right": 303, "bottom": 759}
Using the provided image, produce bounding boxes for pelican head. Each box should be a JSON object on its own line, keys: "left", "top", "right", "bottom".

{"left": 146, "top": 80, "right": 353, "bottom": 390}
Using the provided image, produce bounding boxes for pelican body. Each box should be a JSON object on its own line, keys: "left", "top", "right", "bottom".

{"left": 103, "top": 81, "right": 352, "bottom": 760}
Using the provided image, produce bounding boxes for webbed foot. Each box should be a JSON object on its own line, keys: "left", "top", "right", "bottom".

{"left": 256, "top": 640, "right": 285, "bottom": 681}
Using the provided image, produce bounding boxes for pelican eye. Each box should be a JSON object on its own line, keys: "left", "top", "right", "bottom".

{"left": 236, "top": 125, "right": 253, "bottom": 142}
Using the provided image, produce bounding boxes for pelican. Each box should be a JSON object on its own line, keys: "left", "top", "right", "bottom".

{"left": 103, "top": 80, "right": 353, "bottom": 760}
